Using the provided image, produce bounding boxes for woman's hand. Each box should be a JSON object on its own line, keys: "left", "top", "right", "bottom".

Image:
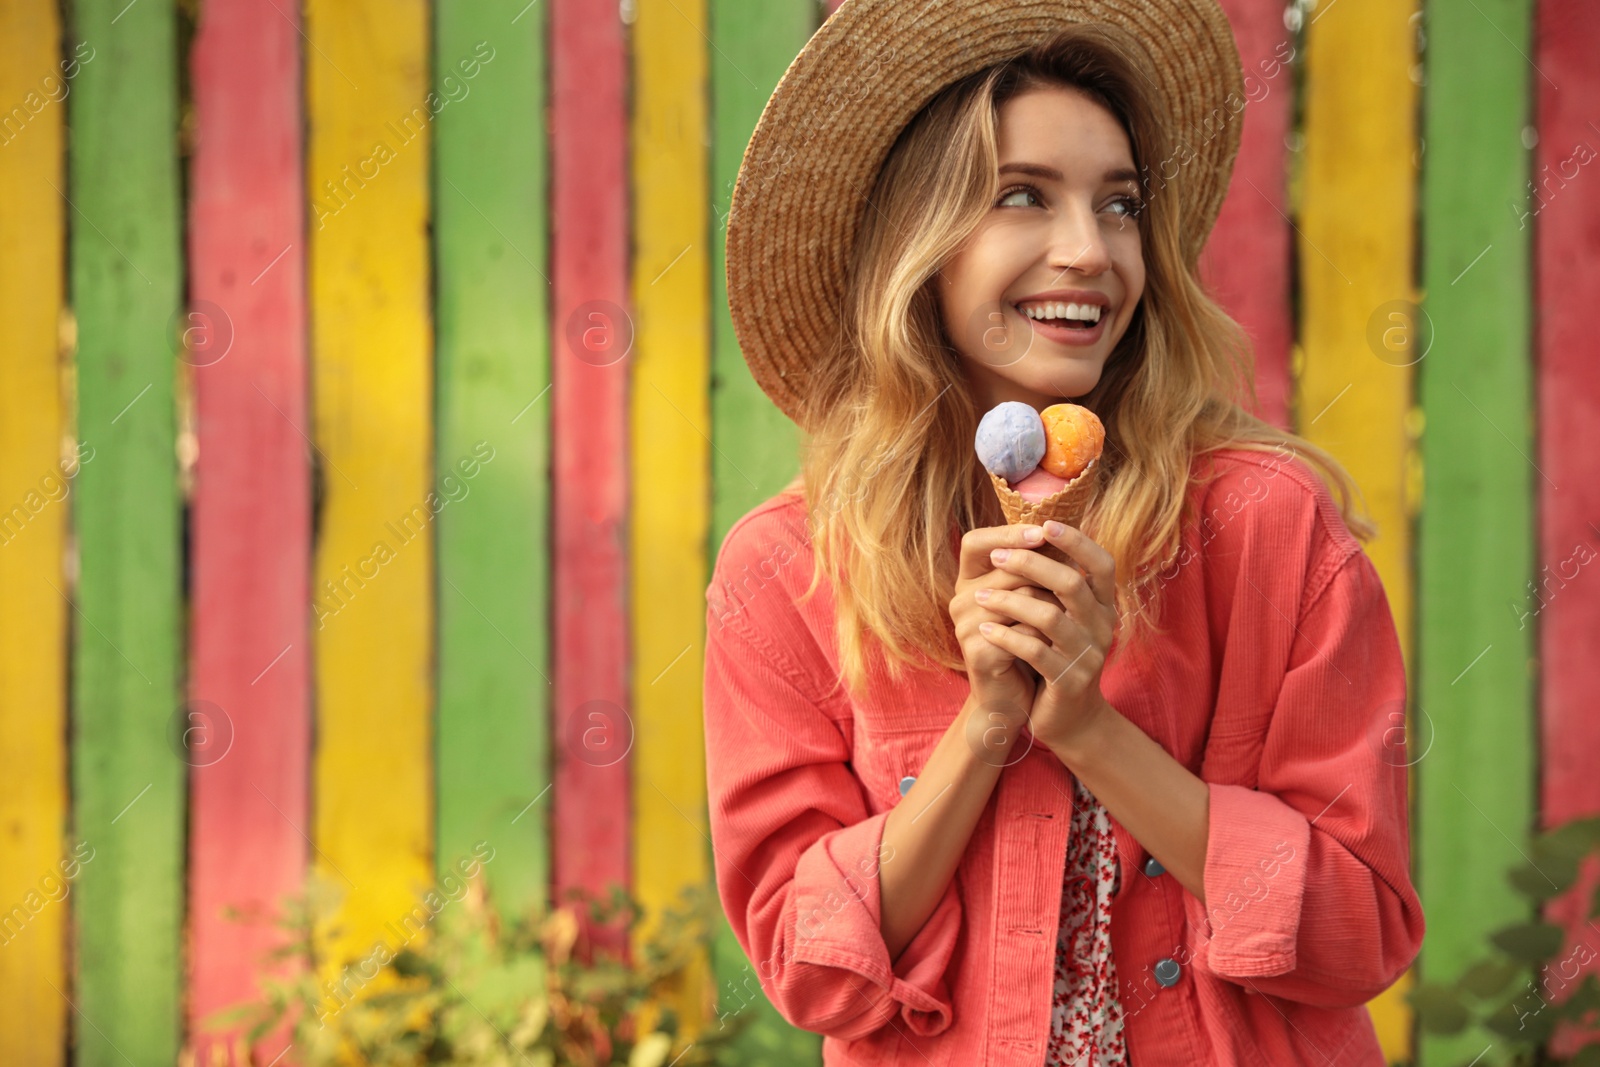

{"left": 975, "top": 520, "right": 1120, "bottom": 757}
{"left": 950, "top": 524, "right": 1061, "bottom": 721}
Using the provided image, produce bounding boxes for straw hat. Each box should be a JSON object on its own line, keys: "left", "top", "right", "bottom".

{"left": 725, "top": 0, "right": 1246, "bottom": 431}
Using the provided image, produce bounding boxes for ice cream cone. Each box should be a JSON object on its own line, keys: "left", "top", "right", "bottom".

{"left": 988, "top": 460, "right": 1098, "bottom": 565}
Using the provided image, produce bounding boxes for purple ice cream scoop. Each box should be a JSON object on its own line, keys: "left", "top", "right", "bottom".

{"left": 975, "top": 401, "right": 1046, "bottom": 483}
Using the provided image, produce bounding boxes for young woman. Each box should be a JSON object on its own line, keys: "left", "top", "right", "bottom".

{"left": 704, "top": 3, "right": 1424, "bottom": 1064}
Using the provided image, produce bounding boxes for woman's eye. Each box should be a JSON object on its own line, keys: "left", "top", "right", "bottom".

{"left": 1108, "top": 195, "right": 1146, "bottom": 219}
{"left": 996, "top": 186, "right": 1040, "bottom": 208}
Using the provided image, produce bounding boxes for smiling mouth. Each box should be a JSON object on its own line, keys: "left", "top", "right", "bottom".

{"left": 1010, "top": 305, "right": 1110, "bottom": 343}
{"left": 1011, "top": 303, "right": 1108, "bottom": 331}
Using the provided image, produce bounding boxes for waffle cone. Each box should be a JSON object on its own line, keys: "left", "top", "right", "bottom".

{"left": 988, "top": 461, "right": 1099, "bottom": 564}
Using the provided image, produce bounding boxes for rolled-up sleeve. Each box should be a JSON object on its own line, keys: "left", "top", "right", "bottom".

{"left": 1190, "top": 547, "right": 1425, "bottom": 1008}
{"left": 703, "top": 602, "right": 962, "bottom": 1041}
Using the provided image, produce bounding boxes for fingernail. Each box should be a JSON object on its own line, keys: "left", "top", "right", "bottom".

{"left": 992, "top": 548, "right": 1010, "bottom": 562}
{"left": 980, "top": 622, "right": 995, "bottom": 634}
{"left": 1022, "top": 527, "right": 1043, "bottom": 543}
{"left": 1044, "top": 520, "right": 1066, "bottom": 538}
{"left": 976, "top": 588, "right": 992, "bottom": 602}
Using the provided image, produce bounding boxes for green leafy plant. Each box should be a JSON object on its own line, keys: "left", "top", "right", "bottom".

{"left": 1406, "top": 815, "right": 1600, "bottom": 1066}
{"left": 203, "top": 874, "right": 751, "bottom": 1067}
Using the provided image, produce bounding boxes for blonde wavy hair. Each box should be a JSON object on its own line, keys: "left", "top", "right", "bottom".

{"left": 793, "top": 23, "right": 1374, "bottom": 701}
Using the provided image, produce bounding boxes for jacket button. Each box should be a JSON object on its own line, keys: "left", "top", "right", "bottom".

{"left": 1154, "top": 958, "right": 1181, "bottom": 987}
{"left": 898, "top": 776, "right": 916, "bottom": 796}
{"left": 1144, "top": 856, "right": 1165, "bottom": 877}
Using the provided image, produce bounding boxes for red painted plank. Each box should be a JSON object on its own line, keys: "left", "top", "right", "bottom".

{"left": 551, "top": 0, "right": 631, "bottom": 959}
{"left": 1536, "top": 1, "right": 1600, "bottom": 1058}
{"left": 185, "top": 0, "right": 310, "bottom": 1060}
{"left": 1203, "top": 0, "right": 1295, "bottom": 430}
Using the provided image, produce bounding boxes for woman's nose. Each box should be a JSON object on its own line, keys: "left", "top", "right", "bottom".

{"left": 1046, "top": 204, "right": 1113, "bottom": 276}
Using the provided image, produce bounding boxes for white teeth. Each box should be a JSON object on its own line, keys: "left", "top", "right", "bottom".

{"left": 1019, "top": 301, "right": 1102, "bottom": 323}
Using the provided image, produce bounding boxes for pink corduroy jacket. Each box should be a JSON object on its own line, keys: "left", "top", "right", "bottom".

{"left": 701, "top": 447, "right": 1425, "bottom": 1066}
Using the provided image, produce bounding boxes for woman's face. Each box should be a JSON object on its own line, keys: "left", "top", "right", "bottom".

{"left": 936, "top": 84, "right": 1146, "bottom": 412}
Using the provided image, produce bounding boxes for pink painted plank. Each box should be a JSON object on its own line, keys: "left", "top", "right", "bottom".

{"left": 185, "top": 0, "right": 310, "bottom": 1061}
{"left": 1204, "top": 0, "right": 1295, "bottom": 430}
{"left": 1536, "top": 1, "right": 1600, "bottom": 1058}
{"left": 551, "top": 0, "right": 632, "bottom": 959}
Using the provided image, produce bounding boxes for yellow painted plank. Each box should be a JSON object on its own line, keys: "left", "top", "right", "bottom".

{"left": 1299, "top": 0, "right": 1421, "bottom": 1058}
{"left": 0, "top": 3, "right": 69, "bottom": 1062}
{"left": 304, "top": 0, "right": 434, "bottom": 971}
{"left": 631, "top": 0, "right": 713, "bottom": 1042}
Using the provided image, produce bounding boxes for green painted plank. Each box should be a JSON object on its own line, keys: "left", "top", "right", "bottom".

{"left": 434, "top": 1, "right": 552, "bottom": 918}
{"left": 66, "top": 1, "right": 185, "bottom": 1064}
{"left": 709, "top": 0, "right": 810, "bottom": 548}
{"left": 709, "top": 1, "right": 819, "bottom": 1063}
{"left": 1416, "top": 0, "right": 1535, "bottom": 1063}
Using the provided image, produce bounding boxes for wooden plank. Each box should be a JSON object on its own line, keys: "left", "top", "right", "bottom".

{"left": 304, "top": 0, "right": 434, "bottom": 967}
{"left": 550, "top": 0, "right": 631, "bottom": 958}
{"left": 708, "top": 0, "right": 820, "bottom": 1062}
{"left": 1534, "top": 3, "right": 1600, "bottom": 1059}
{"left": 708, "top": 2, "right": 807, "bottom": 546}
{"left": 631, "top": 0, "right": 713, "bottom": 1044}
{"left": 1203, "top": 0, "right": 1296, "bottom": 431}
{"left": 1296, "top": 0, "right": 1421, "bottom": 1057}
{"left": 1416, "top": 0, "right": 1535, "bottom": 1063}
{"left": 434, "top": 3, "right": 551, "bottom": 913}
{"left": 0, "top": 2, "right": 69, "bottom": 1062}
{"left": 185, "top": 0, "right": 310, "bottom": 1061}
{"left": 66, "top": 1, "right": 185, "bottom": 1063}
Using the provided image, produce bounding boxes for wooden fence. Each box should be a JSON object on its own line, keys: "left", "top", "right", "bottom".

{"left": 0, "top": 0, "right": 1596, "bottom": 1064}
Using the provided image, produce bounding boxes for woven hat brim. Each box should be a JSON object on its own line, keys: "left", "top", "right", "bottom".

{"left": 725, "top": 0, "right": 1246, "bottom": 430}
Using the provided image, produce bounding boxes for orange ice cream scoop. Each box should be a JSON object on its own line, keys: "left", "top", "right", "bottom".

{"left": 1039, "top": 403, "right": 1105, "bottom": 480}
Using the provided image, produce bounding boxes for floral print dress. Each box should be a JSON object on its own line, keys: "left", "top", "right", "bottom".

{"left": 1045, "top": 774, "right": 1129, "bottom": 1066}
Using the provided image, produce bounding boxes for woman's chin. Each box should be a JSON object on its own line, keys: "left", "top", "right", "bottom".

{"left": 1038, "top": 368, "right": 1103, "bottom": 403}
